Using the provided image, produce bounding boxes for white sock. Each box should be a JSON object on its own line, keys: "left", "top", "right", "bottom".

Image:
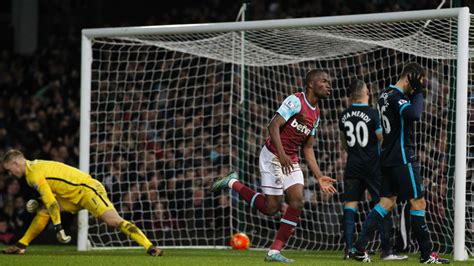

{"left": 228, "top": 178, "right": 237, "bottom": 189}
{"left": 267, "top": 249, "right": 280, "bottom": 256}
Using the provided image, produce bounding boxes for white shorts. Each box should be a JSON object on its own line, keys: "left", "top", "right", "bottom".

{"left": 259, "top": 145, "right": 304, "bottom": 195}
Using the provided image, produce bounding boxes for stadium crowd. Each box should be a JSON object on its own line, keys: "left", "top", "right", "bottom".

{"left": 0, "top": 0, "right": 471, "bottom": 251}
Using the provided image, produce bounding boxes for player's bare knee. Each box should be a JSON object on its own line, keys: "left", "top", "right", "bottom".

{"left": 378, "top": 197, "right": 394, "bottom": 210}
{"left": 100, "top": 210, "right": 123, "bottom": 228}
{"left": 288, "top": 199, "right": 304, "bottom": 211}
{"left": 345, "top": 201, "right": 358, "bottom": 209}
{"left": 265, "top": 196, "right": 282, "bottom": 216}
{"left": 410, "top": 197, "right": 426, "bottom": 210}
{"left": 385, "top": 205, "right": 395, "bottom": 212}
{"left": 110, "top": 219, "right": 122, "bottom": 228}
{"left": 103, "top": 217, "right": 115, "bottom": 227}
{"left": 265, "top": 205, "right": 280, "bottom": 216}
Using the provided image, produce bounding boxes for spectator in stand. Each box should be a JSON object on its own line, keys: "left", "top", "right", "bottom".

{"left": 0, "top": 0, "right": 456, "bottom": 250}
{"left": 0, "top": 216, "right": 15, "bottom": 245}
{"left": 153, "top": 202, "right": 177, "bottom": 231}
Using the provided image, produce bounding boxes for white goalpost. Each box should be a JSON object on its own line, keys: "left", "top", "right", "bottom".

{"left": 79, "top": 8, "right": 472, "bottom": 261}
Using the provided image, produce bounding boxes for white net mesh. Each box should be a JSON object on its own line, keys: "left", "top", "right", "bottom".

{"left": 85, "top": 15, "right": 473, "bottom": 254}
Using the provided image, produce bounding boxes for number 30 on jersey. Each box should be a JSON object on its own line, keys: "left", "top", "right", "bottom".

{"left": 343, "top": 121, "right": 368, "bottom": 147}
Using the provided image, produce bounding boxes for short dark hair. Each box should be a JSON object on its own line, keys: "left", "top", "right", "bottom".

{"left": 349, "top": 79, "right": 366, "bottom": 100}
{"left": 305, "top": 69, "right": 326, "bottom": 86}
{"left": 400, "top": 62, "right": 424, "bottom": 78}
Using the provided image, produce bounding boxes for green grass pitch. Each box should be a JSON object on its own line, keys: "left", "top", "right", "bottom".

{"left": 0, "top": 245, "right": 472, "bottom": 265}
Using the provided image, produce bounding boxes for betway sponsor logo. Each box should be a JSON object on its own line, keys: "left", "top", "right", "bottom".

{"left": 291, "top": 119, "right": 311, "bottom": 135}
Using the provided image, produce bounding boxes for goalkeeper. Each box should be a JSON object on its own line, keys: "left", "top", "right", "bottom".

{"left": 1, "top": 149, "right": 162, "bottom": 256}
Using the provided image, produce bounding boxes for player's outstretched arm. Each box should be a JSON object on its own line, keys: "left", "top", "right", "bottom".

{"left": 31, "top": 176, "right": 71, "bottom": 243}
{"left": 302, "top": 135, "right": 336, "bottom": 194}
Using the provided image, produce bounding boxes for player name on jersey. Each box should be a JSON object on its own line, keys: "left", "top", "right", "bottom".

{"left": 340, "top": 110, "right": 372, "bottom": 124}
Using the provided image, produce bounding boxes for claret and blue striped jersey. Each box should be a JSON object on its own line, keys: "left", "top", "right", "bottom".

{"left": 265, "top": 92, "right": 320, "bottom": 162}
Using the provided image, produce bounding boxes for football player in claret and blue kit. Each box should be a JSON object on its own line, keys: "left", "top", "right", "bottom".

{"left": 211, "top": 69, "right": 337, "bottom": 263}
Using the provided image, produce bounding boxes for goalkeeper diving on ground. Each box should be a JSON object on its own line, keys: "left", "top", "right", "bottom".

{"left": 1, "top": 149, "right": 163, "bottom": 256}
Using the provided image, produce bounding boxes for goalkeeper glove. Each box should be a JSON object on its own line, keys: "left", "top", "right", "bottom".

{"left": 407, "top": 72, "right": 425, "bottom": 96}
{"left": 26, "top": 199, "right": 39, "bottom": 213}
{"left": 54, "top": 224, "right": 72, "bottom": 244}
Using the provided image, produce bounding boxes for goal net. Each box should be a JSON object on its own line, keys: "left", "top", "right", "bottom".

{"left": 81, "top": 9, "right": 472, "bottom": 257}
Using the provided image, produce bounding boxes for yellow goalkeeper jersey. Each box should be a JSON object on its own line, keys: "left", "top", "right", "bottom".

{"left": 25, "top": 159, "right": 94, "bottom": 206}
